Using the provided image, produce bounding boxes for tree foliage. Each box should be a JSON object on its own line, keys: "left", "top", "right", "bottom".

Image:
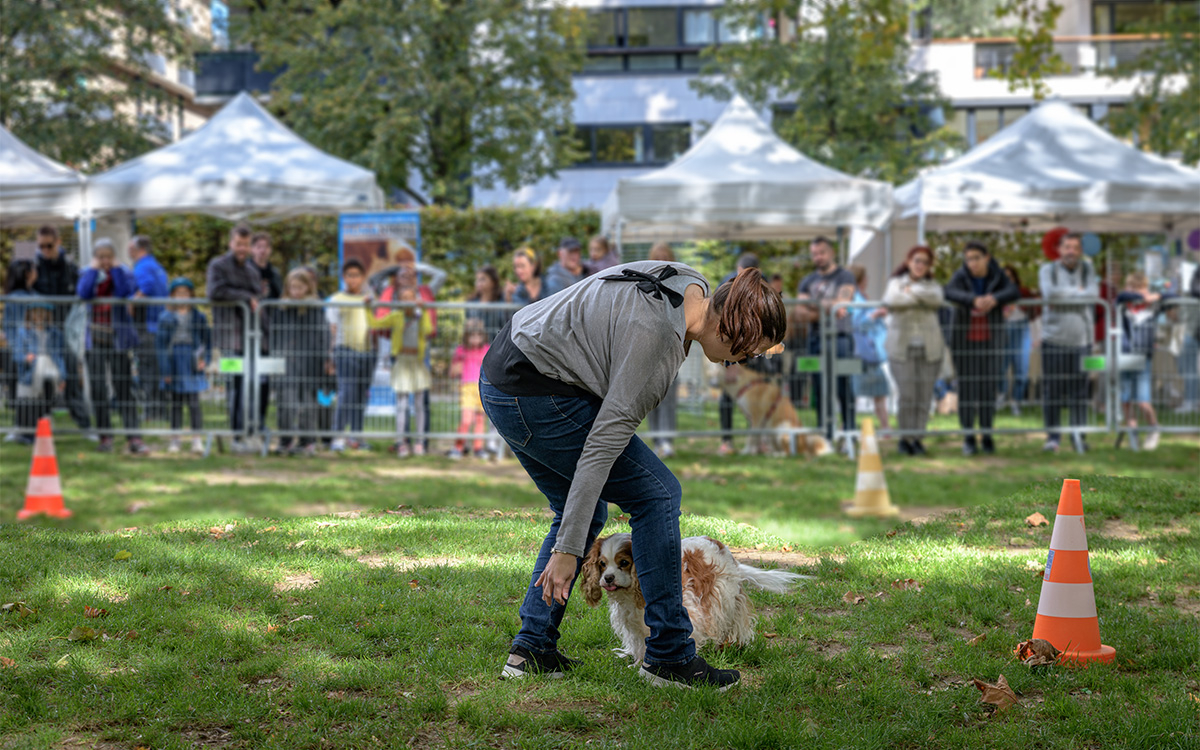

{"left": 1104, "top": 2, "right": 1200, "bottom": 166}
{"left": 691, "top": 0, "right": 960, "bottom": 184}
{"left": 0, "top": 0, "right": 194, "bottom": 170}
{"left": 994, "top": 0, "right": 1068, "bottom": 100}
{"left": 235, "top": 0, "right": 587, "bottom": 207}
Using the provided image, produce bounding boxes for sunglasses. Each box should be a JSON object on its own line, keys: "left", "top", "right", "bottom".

{"left": 38, "top": 243, "right": 55, "bottom": 250}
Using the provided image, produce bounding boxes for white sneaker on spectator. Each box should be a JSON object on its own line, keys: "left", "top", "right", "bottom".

{"left": 446, "top": 448, "right": 465, "bottom": 460}
{"left": 3, "top": 432, "right": 19, "bottom": 443}
{"left": 85, "top": 432, "right": 100, "bottom": 443}
{"left": 1042, "top": 439, "right": 1060, "bottom": 453}
{"left": 168, "top": 439, "right": 181, "bottom": 454}
{"left": 191, "top": 438, "right": 205, "bottom": 454}
{"left": 1174, "top": 401, "right": 1198, "bottom": 415}
{"left": 413, "top": 444, "right": 425, "bottom": 456}
{"left": 397, "top": 443, "right": 411, "bottom": 458}
{"left": 331, "top": 438, "right": 347, "bottom": 452}
{"left": 1143, "top": 431, "right": 1160, "bottom": 451}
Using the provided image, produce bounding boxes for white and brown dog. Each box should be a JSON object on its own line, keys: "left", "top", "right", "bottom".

{"left": 581, "top": 533, "right": 810, "bottom": 664}
{"left": 721, "top": 364, "right": 832, "bottom": 457}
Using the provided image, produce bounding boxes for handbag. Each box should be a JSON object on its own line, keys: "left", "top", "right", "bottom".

{"left": 853, "top": 329, "right": 883, "bottom": 364}
{"left": 64, "top": 302, "right": 88, "bottom": 358}
{"left": 32, "top": 353, "right": 61, "bottom": 391}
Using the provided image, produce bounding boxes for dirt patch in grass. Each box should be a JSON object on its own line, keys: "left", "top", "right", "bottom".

{"left": 53, "top": 735, "right": 125, "bottom": 750}
{"left": 355, "top": 554, "right": 466, "bottom": 571}
{"left": 1096, "top": 519, "right": 1192, "bottom": 541}
{"left": 901, "top": 506, "right": 968, "bottom": 525}
{"left": 274, "top": 573, "right": 319, "bottom": 592}
{"left": 285, "top": 502, "right": 370, "bottom": 517}
{"left": 811, "top": 640, "right": 849, "bottom": 659}
{"left": 178, "top": 725, "right": 236, "bottom": 747}
{"left": 729, "top": 547, "right": 838, "bottom": 569}
{"left": 374, "top": 462, "right": 533, "bottom": 486}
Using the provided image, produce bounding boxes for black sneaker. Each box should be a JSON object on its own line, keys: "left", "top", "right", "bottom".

{"left": 639, "top": 655, "right": 740, "bottom": 691}
{"left": 911, "top": 439, "right": 928, "bottom": 456}
{"left": 981, "top": 435, "right": 995, "bottom": 455}
{"left": 500, "top": 645, "right": 580, "bottom": 679}
{"left": 962, "top": 437, "right": 978, "bottom": 457}
{"left": 898, "top": 439, "right": 914, "bottom": 456}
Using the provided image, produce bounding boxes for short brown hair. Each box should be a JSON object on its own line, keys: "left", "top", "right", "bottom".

{"left": 231, "top": 224, "right": 253, "bottom": 240}
{"left": 37, "top": 225, "right": 59, "bottom": 239}
{"left": 251, "top": 231, "right": 271, "bottom": 246}
{"left": 711, "top": 267, "right": 787, "bottom": 359}
{"left": 649, "top": 242, "right": 674, "bottom": 262}
{"left": 1060, "top": 232, "right": 1082, "bottom": 247}
{"left": 847, "top": 263, "right": 867, "bottom": 286}
{"left": 1125, "top": 271, "right": 1148, "bottom": 289}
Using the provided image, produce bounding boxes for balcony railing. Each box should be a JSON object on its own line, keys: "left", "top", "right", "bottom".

{"left": 972, "top": 35, "right": 1165, "bottom": 79}
{"left": 194, "top": 51, "right": 284, "bottom": 98}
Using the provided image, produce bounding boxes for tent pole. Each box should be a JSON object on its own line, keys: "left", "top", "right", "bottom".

{"left": 917, "top": 211, "right": 926, "bottom": 245}
{"left": 836, "top": 227, "right": 845, "bottom": 265}
{"left": 884, "top": 229, "right": 892, "bottom": 278}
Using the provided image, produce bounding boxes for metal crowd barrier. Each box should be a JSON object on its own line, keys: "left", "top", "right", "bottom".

{"left": 1, "top": 294, "right": 1196, "bottom": 457}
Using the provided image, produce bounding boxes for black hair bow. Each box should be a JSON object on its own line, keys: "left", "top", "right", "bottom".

{"left": 602, "top": 266, "right": 684, "bottom": 308}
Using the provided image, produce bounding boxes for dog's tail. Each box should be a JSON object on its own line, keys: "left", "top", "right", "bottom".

{"left": 736, "top": 564, "right": 815, "bottom": 593}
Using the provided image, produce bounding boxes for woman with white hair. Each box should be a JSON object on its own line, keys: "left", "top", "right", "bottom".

{"left": 76, "top": 238, "right": 148, "bottom": 454}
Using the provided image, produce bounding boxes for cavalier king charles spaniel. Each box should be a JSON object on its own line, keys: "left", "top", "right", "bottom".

{"left": 580, "top": 533, "right": 810, "bottom": 663}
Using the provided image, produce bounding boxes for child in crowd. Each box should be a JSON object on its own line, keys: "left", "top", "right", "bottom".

{"left": 13, "top": 302, "right": 65, "bottom": 445}
{"left": 326, "top": 260, "right": 374, "bottom": 452}
{"left": 270, "top": 269, "right": 332, "bottom": 456}
{"left": 448, "top": 318, "right": 490, "bottom": 459}
{"left": 1116, "top": 272, "right": 1167, "bottom": 450}
{"left": 367, "top": 285, "right": 433, "bottom": 457}
{"left": 155, "top": 278, "right": 211, "bottom": 454}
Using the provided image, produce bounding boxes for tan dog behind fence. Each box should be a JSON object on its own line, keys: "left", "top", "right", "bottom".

{"left": 719, "top": 364, "right": 832, "bottom": 457}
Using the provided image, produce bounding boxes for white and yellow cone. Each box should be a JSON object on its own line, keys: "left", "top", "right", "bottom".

{"left": 843, "top": 418, "right": 899, "bottom": 518}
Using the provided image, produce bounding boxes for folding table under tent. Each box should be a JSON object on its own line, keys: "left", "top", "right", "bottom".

{"left": 86, "top": 91, "right": 385, "bottom": 223}
{"left": 0, "top": 124, "right": 86, "bottom": 225}
{"left": 600, "top": 95, "right": 894, "bottom": 244}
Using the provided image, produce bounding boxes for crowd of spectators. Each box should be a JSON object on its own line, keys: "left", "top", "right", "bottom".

{"left": 1, "top": 224, "right": 1197, "bottom": 457}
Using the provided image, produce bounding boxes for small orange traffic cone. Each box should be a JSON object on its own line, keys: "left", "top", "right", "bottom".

{"left": 17, "top": 418, "right": 72, "bottom": 520}
{"left": 1027, "top": 478, "right": 1114, "bottom": 665}
{"left": 844, "top": 418, "right": 899, "bottom": 518}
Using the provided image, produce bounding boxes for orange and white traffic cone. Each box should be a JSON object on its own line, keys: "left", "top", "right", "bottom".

{"left": 17, "top": 417, "right": 72, "bottom": 520}
{"left": 1027, "top": 478, "right": 1114, "bottom": 665}
{"left": 844, "top": 418, "right": 899, "bottom": 518}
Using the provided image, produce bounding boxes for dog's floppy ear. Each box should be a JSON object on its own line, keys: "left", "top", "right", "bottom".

{"left": 581, "top": 536, "right": 606, "bottom": 608}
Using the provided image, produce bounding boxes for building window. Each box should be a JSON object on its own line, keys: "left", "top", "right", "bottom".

{"left": 627, "top": 8, "right": 678, "bottom": 48}
{"left": 1092, "top": 1, "right": 1197, "bottom": 34}
{"left": 683, "top": 9, "right": 715, "bottom": 45}
{"left": 568, "top": 123, "right": 692, "bottom": 167}
{"left": 586, "top": 9, "right": 621, "bottom": 48}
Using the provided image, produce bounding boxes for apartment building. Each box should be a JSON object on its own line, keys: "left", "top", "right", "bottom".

{"left": 193, "top": 0, "right": 1190, "bottom": 210}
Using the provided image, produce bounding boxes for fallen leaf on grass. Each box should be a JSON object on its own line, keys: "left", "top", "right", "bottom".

{"left": 314, "top": 522, "right": 337, "bottom": 529}
{"left": 83, "top": 606, "right": 108, "bottom": 618}
{"left": 265, "top": 625, "right": 279, "bottom": 634}
{"left": 1189, "top": 693, "right": 1199, "bottom": 704}
{"left": 68, "top": 626, "right": 99, "bottom": 642}
{"left": 1025, "top": 512, "right": 1049, "bottom": 527}
{"left": 258, "top": 526, "right": 278, "bottom": 533}
{"left": 967, "top": 633, "right": 986, "bottom": 646}
{"left": 0, "top": 657, "right": 15, "bottom": 668}
{"left": 1025, "top": 598, "right": 1032, "bottom": 607}
{"left": 409, "top": 579, "right": 421, "bottom": 590}
{"left": 892, "top": 578, "right": 922, "bottom": 592}
{"left": 873, "top": 591, "right": 886, "bottom": 599}
{"left": 1015, "top": 639, "right": 1061, "bottom": 666}
{"left": 885, "top": 530, "right": 898, "bottom": 538}
{"left": 843, "top": 592, "right": 865, "bottom": 605}
{"left": 289, "top": 615, "right": 314, "bottom": 623}
{"left": 764, "top": 632, "right": 778, "bottom": 638}
{"left": 113, "top": 550, "right": 132, "bottom": 561}
{"left": 157, "top": 585, "right": 173, "bottom": 592}
{"left": 972, "top": 674, "right": 1019, "bottom": 712}
{"left": 1, "top": 602, "right": 36, "bottom": 618}
{"left": 208, "top": 524, "right": 236, "bottom": 540}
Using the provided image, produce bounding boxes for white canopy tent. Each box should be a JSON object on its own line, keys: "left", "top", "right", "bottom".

{"left": 87, "top": 92, "right": 384, "bottom": 221}
{"left": 850, "top": 100, "right": 1200, "bottom": 297}
{"left": 896, "top": 100, "right": 1200, "bottom": 238}
{"left": 0, "top": 124, "right": 86, "bottom": 225}
{"left": 601, "top": 95, "right": 894, "bottom": 243}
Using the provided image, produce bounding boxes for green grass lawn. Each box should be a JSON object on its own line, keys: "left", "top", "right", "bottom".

{"left": 0, "top": 434, "right": 1197, "bottom": 749}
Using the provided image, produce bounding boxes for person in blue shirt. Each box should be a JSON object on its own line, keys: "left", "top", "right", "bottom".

{"left": 129, "top": 235, "right": 170, "bottom": 422}
{"left": 78, "top": 239, "right": 148, "bottom": 454}
{"left": 12, "top": 301, "right": 65, "bottom": 444}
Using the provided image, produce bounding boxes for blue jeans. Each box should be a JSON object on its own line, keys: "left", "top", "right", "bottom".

{"left": 333, "top": 346, "right": 375, "bottom": 434}
{"left": 1179, "top": 334, "right": 1199, "bottom": 404}
{"left": 999, "top": 320, "right": 1031, "bottom": 402}
{"left": 809, "top": 332, "right": 856, "bottom": 437}
{"left": 479, "top": 376, "right": 696, "bottom": 668}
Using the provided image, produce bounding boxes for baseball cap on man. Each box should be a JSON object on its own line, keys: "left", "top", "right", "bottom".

{"left": 558, "top": 237, "right": 582, "bottom": 253}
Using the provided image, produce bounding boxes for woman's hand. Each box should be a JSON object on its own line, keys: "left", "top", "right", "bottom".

{"left": 535, "top": 551, "right": 578, "bottom": 607}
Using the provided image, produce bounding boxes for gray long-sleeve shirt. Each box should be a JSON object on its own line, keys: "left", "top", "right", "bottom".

{"left": 1039, "top": 259, "right": 1098, "bottom": 347}
{"left": 508, "top": 261, "right": 710, "bottom": 556}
